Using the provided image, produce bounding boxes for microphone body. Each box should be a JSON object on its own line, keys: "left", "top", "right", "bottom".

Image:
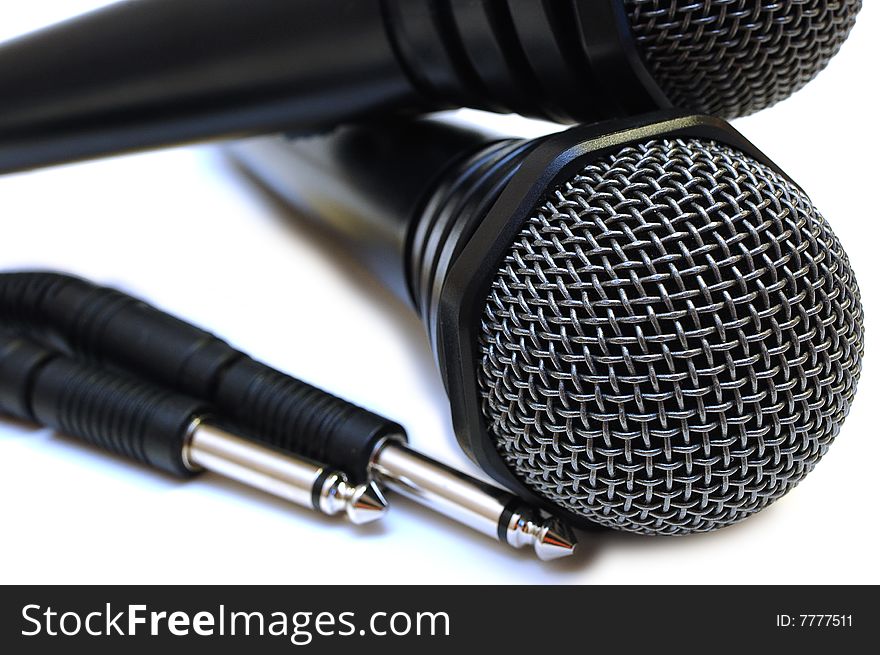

{"left": 0, "top": 0, "right": 861, "bottom": 173}
{"left": 230, "top": 118, "right": 511, "bottom": 304}
{"left": 231, "top": 114, "right": 865, "bottom": 534}
{"left": 0, "top": 0, "right": 417, "bottom": 173}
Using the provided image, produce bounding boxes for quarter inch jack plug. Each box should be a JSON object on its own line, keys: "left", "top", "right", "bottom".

{"left": 0, "top": 272, "right": 577, "bottom": 558}
{"left": 0, "top": 335, "right": 387, "bottom": 524}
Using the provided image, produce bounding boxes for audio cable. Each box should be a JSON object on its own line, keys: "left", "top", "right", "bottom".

{"left": 0, "top": 333, "right": 387, "bottom": 524}
{"left": 0, "top": 272, "right": 577, "bottom": 560}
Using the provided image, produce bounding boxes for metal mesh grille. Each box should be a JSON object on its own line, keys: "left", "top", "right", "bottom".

{"left": 477, "top": 138, "right": 864, "bottom": 534}
{"left": 623, "top": 0, "right": 862, "bottom": 118}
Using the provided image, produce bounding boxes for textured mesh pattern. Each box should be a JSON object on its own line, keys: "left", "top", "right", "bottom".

{"left": 624, "top": 0, "right": 862, "bottom": 118}
{"left": 478, "top": 139, "right": 864, "bottom": 534}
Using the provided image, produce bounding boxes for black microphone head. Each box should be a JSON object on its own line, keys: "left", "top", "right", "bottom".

{"left": 623, "top": 0, "right": 863, "bottom": 117}
{"left": 427, "top": 116, "right": 864, "bottom": 535}
{"left": 230, "top": 113, "right": 864, "bottom": 535}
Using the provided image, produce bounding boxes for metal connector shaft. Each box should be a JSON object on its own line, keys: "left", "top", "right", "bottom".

{"left": 184, "top": 422, "right": 388, "bottom": 524}
{"left": 369, "top": 439, "right": 576, "bottom": 560}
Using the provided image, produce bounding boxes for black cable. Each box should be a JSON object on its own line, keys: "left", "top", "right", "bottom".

{"left": 0, "top": 333, "right": 204, "bottom": 476}
{"left": 0, "top": 332, "right": 389, "bottom": 523}
{"left": 0, "top": 271, "right": 404, "bottom": 482}
{"left": 0, "top": 271, "right": 578, "bottom": 557}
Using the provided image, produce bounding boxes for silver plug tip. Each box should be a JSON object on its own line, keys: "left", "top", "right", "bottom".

{"left": 320, "top": 473, "right": 388, "bottom": 524}
{"left": 506, "top": 511, "right": 578, "bottom": 561}
{"left": 372, "top": 440, "right": 578, "bottom": 560}
{"left": 534, "top": 520, "right": 578, "bottom": 561}
{"left": 185, "top": 423, "right": 388, "bottom": 525}
{"left": 345, "top": 481, "right": 389, "bottom": 525}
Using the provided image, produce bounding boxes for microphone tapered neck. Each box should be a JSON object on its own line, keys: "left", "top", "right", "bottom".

{"left": 405, "top": 138, "right": 538, "bottom": 346}
{"left": 230, "top": 119, "right": 524, "bottom": 306}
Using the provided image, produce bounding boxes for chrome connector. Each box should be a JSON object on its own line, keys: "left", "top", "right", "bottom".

{"left": 318, "top": 471, "right": 388, "bottom": 525}
{"left": 369, "top": 438, "right": 576, "bottom": 559}
{"left": 183, "top": 420, "right": 388, "bottom": 524}
{"left": 505, "top": 510, "right": 579, "bottom": 561}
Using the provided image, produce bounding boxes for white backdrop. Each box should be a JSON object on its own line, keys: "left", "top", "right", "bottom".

{"left": 0, "top": 1, "right": 877, "bottom": 585}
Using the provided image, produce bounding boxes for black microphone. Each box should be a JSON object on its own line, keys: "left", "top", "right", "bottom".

{"left": 230, "top": 112, "right": 865, "bottom": 534}
{"left": 0, "top": 0, "right": 861, "bottom": 173}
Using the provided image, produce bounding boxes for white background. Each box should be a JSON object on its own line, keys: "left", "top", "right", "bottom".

{"left": 0, "top": 1, "right": 877, "bottom": 585}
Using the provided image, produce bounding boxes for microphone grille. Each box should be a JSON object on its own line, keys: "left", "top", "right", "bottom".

{"left": 623, "top": 0, "right": 862, "bottom": 118}
{"left": 477, "top": 138, "right": 864, "bottom": 534}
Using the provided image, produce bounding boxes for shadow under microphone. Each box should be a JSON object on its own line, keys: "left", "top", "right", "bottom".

{"left": 0, "top": 0, "right": 862, "bottom": 174}
{"left": 230, "top": 112, "right": 865, "bottom": 535}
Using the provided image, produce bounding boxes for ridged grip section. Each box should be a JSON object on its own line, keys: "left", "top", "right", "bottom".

{"left": 406, "top": 137, "right": 537, "bottom": 353}
{"left": 215, "top": 359, "right": 402, "bottom": 481}
{"left": 0, "top": 336, "right": 203, "bottom": 477}
{"left": 382, "top": 0, "right": 659, "bottom": 123}
{"left": 0, "top": 272, "right": 239, "bottom": 398}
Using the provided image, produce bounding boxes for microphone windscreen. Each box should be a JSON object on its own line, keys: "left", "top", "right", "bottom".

{"left": 477, "top": 137, "right": 864, "bottom": 534}
{"left": 624, "top": 0, "right": 862, "bottom": 117}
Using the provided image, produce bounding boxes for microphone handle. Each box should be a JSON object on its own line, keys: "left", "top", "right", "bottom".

{"left": 0, "top": 0, "right": 661, "bottom": 174}
{"left": 230, "top": 120, "right": 535, "bottom": 315}
{"left": 0, "top": 0, "right": 417, "bottom": 174}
